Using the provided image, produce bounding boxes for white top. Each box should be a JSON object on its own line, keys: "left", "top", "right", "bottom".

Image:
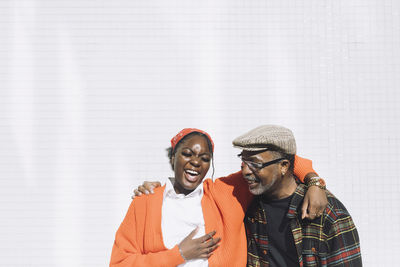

{"left": 161, "top": 178, "right": 208, "bottom": 267}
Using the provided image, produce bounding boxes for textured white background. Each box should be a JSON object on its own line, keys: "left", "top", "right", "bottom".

{"left": 0, "top": 0, "right": 399, "bottom": 266}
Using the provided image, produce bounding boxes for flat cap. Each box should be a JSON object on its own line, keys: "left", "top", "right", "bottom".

{"left": 232, "top": 125, "right": 296, "bottom": 154}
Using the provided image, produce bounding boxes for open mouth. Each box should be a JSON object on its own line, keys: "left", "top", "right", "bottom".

{"left": 244, "top": 176, "right": 260, "bottom": 188}
{"left": 184, "top": 169, "right": 201, "bottom": 182}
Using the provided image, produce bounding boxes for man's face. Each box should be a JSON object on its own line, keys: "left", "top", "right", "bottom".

{"left": 240, "top": 150, "right": 283, "bottom": 196}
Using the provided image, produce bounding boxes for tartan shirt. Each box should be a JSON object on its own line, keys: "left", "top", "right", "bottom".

{"left": 245, "top": 184, "right": 362, "bottom": 267}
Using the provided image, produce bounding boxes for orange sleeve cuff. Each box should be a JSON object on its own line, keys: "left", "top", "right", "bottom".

{"left": 293, "top": 155, "right": 317, "bottom": 183}
{"left": 170, "top": 245, "right": 186, "bottom": 265}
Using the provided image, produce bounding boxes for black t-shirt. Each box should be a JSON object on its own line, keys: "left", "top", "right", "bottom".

{"left": 260, "top": 195, "right": 299, "bottom": 267}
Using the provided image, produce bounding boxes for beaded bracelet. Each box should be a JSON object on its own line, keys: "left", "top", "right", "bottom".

{"left": 178, "top": 246, "right": 187, "bottom": 262}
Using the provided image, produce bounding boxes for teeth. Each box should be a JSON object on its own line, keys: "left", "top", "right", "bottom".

{"left": 186, "top": 170, "right": 199, "bottom": 175}
{"left": 245, "top": 177, "right": 259, "bottom": 183}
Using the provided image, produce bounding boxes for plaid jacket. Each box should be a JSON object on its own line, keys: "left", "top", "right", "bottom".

{"left": 245, "top": 184, "right": 362, "bottom": 267}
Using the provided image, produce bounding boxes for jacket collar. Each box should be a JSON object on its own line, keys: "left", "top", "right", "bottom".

{"left": 287, "top": 183, "right": 306, "bottom": 219}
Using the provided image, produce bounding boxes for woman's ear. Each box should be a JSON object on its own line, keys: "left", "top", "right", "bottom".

{"left": 170, "top": 155, "right": 175, "bottom": 170}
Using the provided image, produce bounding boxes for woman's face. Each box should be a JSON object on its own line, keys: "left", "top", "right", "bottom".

{"left": 172, "top": 135, "right": 212, "bottom": 194}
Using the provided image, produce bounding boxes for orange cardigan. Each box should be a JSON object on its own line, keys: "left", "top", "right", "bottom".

{"left": 110, "top": 156, "right": 315, "bottom": 267}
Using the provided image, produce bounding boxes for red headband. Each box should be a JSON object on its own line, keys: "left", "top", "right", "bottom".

{"left": 171, "top": 128, "right": 214, "bottom": 153}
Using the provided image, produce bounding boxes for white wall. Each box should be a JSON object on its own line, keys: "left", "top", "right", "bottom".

{"left": 0, "top": 0, "right": 399, "bottom": 266}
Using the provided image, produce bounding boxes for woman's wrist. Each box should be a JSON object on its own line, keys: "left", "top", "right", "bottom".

{"left": 178, "top": 245, "right": 187, "bottom": 262}
{"left": 304, "top": 172, "right": 319, "bottom": 184}
{"left": 305, "top": 176, "right": 327, "bottom": 190}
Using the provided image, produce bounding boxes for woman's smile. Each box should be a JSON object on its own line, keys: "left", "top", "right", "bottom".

{"left": 184, "top": 169, "right": 201, "bottom": 183}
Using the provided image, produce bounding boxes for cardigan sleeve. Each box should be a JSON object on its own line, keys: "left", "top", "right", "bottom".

{"left": 109, "top": 198, "right": 185, "bottom": 267}
{"left": 214, "top": 171, "right": 254, "bottom": 212}
{"left": 294, "top": 155, "right": 317, "bottom": 183}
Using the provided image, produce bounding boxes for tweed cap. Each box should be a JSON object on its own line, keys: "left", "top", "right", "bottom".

{"left": 232, "top": 125, "right": 296, "bottom": 154}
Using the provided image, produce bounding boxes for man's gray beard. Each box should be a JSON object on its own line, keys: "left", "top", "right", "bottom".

{"left": 249, "top": 176, "right": 278, "bottom": 196}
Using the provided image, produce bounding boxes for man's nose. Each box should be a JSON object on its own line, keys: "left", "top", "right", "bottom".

{"left": 241, "top": 161, "right": 253, "bottom": 176}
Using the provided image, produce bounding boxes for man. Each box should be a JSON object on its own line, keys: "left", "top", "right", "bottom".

{"left": 233, "top": 125, "right": 362, "bottom": 266}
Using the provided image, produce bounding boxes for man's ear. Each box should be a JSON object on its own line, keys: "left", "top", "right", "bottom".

{"left": 280, "top": 159, "right": 290, "bottom": 176}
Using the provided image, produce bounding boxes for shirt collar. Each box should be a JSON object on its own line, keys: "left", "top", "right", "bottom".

{"left": 163, "top": 177, "right": 204, "bottom": 200}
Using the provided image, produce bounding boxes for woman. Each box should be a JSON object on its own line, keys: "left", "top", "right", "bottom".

{"left": 110, "top": 128, "right": 325, "bottom": 266}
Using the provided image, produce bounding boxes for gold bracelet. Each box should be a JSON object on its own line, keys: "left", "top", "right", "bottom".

{"left": 307, "top": 177, "right": 326, "bottom": 190}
